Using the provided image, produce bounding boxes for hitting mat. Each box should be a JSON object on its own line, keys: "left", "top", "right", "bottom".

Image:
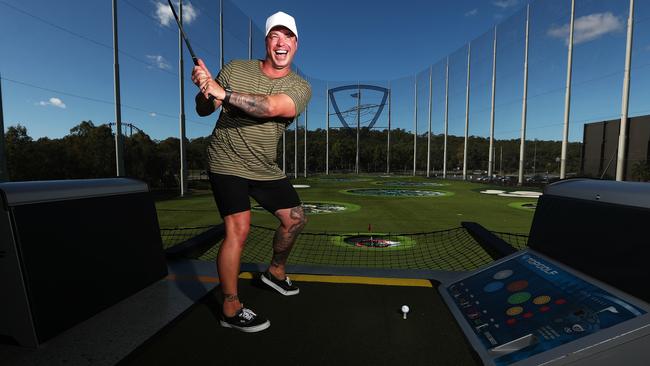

{"left": 118, "top": 274, "right": 481, "bottom": 366}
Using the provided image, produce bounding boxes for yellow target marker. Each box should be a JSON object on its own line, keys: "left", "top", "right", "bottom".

{"left": 533, "top": 295, "right": 551, "bottom": 305}
{"left": 506, "top": 306, "right": 524, "bottom": 316}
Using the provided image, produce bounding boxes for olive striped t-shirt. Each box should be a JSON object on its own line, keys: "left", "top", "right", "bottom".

{"left": 207, "top": 60, "right": 312, "bottom": 180}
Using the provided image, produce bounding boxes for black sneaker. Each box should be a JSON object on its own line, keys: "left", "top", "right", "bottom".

{"left": 219, "top": 307, "right": 270, "bottom": 333}
{"left": 261, "top": 270, "right": 300, "bottom": 296}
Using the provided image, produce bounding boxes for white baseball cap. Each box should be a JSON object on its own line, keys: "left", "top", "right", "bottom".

{"left": 265, "top": 11, "right": 298, "bottom": 39}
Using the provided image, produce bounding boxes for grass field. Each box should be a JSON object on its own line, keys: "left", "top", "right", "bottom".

{"left": 155, "top": 175, "right": 538, "bottom": 235}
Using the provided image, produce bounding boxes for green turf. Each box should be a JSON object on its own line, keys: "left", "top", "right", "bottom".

{"left": 155, "top": 175, "right": 537, "bottom": 234}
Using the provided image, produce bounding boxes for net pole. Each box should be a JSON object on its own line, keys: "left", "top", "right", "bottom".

{"left": 219, "top": 0, "right": 224, "bottom": 69}
{"left": 560, "top": 0, "right": 575, "bottom": 180}
{"left": 112, "top": 0, "right": 125, "bottom": 177}
{"left": 356, "top": 83, "right": 360, "bottom": 175}
{"left": 0, "top": 73, "right": 7, "bottom": 181}
{"left": 387, "top": 81, "right": 391, "bottom": 174}
{"left": 326, "top": 83, "right": 330, "bottom": 175}
{"left": 443, "top": 57, "right": 449, "bottom": 179}
{"left": 413, "top": 76, "right": 417, "bottom": 176}
{"left": 616, "top": 0, "right": 635, "bottom": 181}
{"left": 179, "top": 0, "right": 188, "bottom": 197}
{"left": 518, "top": 4, "right": 530, "bottom": 186}
{"left": 488, "top": 26, "right": 497, "bottom": 179}
{"left": 427, "top": 65, "right": 432, "bottom": 177}
{"left": 463, "top": 42, "right": 471, "bottom": 181}
{"left": 248, "top": 18, "right": 252, "bottom": 60}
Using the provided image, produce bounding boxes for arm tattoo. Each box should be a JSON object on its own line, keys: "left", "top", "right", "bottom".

{"left": 229, "top": 92, "right": 273, "bottom": 118}
{"left": 223, "top": 293, "right": 239, "bottom": 303}
{"left": 272, "top": 206, "right": 306, "bottom": 267}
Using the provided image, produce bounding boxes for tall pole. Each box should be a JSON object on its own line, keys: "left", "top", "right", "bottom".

{"left": 112, "top": 0, "right": 125, "bottom": 177}
{"left": 179, "top": 0, "right": 188, "bottom": 197}
{"left": 248, "top": 18, "right": 252, "bottom": 60}
{"left": 0, "top": 73, "right": 7, "bottom": 181}
{"left": 616, "top": 0, "right": 635, "bottom": 181}
{"left": 518, "top": 4, "right": 530, "bottom": 186}
{"left": 500, "top": 145, "right": 503, "bottom": 176}
{"left": 219, "top": 0, "right": 224, "bottom": 69}
{"left": 560, "top": 0, "right": 575, "bottom": 180}
{"left": 427, "top": 65, "right": 432, "bottom": 177}
{"left": 463, "top": 43, "right": 471, "bottom": 180}
{"left": 533, "top": 141, "right": 537, "bottom": 175}
{"left": 355, "top": 84, "right": 360, "bottom": 174}
{"left": 413, "top": 76, "right": 418, "bottom": 176}
{"left": 387, "top": 83, "right": 391, "bottom": 173}
{"left": 443, "top": 57, "right": 449, "bottom": 179}
{"left": 326, "top": 84, "right": 330, "bottom": 175}
{"left": 488, "top": 26, "right": 497, "bottom": 179}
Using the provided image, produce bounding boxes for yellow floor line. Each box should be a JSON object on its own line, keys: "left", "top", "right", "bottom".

{"left": 167, "top": 272, "right": 431, "bottom": 288}
{"left": 285, "top": 273, "right": 432, "bottom": 288}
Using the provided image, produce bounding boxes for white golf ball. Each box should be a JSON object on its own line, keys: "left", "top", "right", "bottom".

{"left": 401, "top": 305, "right": 410, "bottom": 313}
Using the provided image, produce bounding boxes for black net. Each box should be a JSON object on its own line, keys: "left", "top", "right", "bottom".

{"left": 160, "top": 226, "right": 214, "bottom": 249}
{"left": 491, "top": 231, "right": 529, "bottom": 251}
{"left": 196, "top": 225, "right": 500, "bottom": 271}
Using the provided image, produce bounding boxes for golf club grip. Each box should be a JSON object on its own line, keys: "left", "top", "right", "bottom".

{"left": 190, "top": 57, "right": 217, "bottom": 104}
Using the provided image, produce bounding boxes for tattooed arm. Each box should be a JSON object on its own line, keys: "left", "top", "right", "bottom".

{"left": 227, "top": 92, "right": 297, "bottom": 119}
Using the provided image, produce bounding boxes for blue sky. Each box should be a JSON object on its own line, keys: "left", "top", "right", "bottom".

{"left": 1, "top": 0, "right": 649, "bottom": 143}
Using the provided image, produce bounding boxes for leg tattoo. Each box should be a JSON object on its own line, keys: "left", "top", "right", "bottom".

{"left": 272, "top": 206, "right": 306, "bottom": 268}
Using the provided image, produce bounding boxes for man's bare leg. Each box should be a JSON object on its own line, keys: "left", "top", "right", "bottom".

{"left": 268, "top": 205, "right": 307, "bottom": 280}
{"left": 218, "top": 210, "right": 250, "bottom": 316}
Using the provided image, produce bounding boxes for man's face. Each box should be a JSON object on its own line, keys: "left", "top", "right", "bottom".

{"left": 265, "top": 26, "right": 298, "bottom": 70}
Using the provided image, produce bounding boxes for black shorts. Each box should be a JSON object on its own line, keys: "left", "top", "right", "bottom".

{"left": 208, "top": 172, "right": 301, "bottom": 217}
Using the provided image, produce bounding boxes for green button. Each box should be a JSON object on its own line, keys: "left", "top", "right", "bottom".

{"left": 508, "top": 292, "right": 532, "bottom": 305}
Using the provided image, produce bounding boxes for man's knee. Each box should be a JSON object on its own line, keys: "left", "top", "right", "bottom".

{"left": 276, "top": 206, "right": 307, "bottom": 231}
{"left": 224, "top": 213, "right": 251, "bottom": 244}
{"left": 288, "top": 206, "right": 307, "bottom": 230}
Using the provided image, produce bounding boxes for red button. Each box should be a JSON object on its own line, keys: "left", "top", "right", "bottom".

{"left": 507, "top": 280, "right": 529, "bottom": 292}
{"left": 555, "top": 298, "right": 567, "bottom": 305}
{"left": 523, "top": 312, "right": 534, "bottom": 319}
{"left": 506, "top": 318, "right": 517, "bottom": 325}
{"left": 540, "top": 306, "right": 550, "bottom": 312}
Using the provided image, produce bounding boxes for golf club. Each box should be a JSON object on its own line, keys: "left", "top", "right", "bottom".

{"left": 166, "top": 0, "right": 216, "bottom": 102}
{"left": 166, "top": 0, "right": 199, "bottom": 65}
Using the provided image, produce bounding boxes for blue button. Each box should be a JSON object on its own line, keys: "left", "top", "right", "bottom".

{"left": 484, "top": 281, "right": 504, "bottom": 293}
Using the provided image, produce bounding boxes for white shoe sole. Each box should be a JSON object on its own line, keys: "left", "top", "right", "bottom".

{"left": 261, "top": 274, "right": 300, "bottom": 296}
{"left": 219, "top": 319, "right": 270, "bottom": 333}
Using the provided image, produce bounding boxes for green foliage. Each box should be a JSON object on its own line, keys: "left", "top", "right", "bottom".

{"left": 631, "top": 161, "right": 650, "bottom": 182}
{"left": 5, "top": 121, "right": 582, "bottom": 187}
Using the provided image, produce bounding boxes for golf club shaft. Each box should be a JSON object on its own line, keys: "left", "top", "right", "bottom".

{"left": 166, "top": 0, "right": 199, "bottom": 65}
{"left": 166, "top": 0, "right": 216, "bottom": 103}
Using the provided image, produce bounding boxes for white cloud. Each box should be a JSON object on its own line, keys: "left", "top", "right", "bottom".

{"left": 465, "top": 8, "right": 478, "bottom": 17}
{"left": 149, "top": 112, "right": 157, "bottom": 117}
{"left": 38, "top": 97, "right": 66, "bottom": 109}
{"left": 154, "top": 1, "right": 198, "bottom": 27}
{"left": 146, "top": 55, "right": 171, "bottom": 70}
{"left": 493, "top": 0, "right": 518, "bottom": 9}
{"left": 548, "top": 12, "right": 624, "bottom": 45}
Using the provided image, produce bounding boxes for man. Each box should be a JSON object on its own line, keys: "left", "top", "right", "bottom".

{"left": 191, "top": 11, "right": 311, "bottom": 333}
